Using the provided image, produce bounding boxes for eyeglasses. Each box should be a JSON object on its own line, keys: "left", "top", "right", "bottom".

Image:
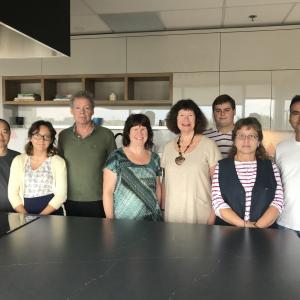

{"left": 32, "top": 133, "right": 52, "bottom": 141}
{"left": 236, "top": 133, "right": 258, "bottom": 141}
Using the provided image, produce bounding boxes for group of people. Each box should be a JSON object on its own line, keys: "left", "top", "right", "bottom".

{"left": 1, "top": 91, "right": 300, "bottom": 236}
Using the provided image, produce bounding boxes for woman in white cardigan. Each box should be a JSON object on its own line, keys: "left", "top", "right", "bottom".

{"left": 8, "top": 120, "right": 67, "bottom": 215}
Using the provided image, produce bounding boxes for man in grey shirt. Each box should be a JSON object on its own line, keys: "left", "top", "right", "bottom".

{"left": 0, "top": 119, "right": 19, "bottom": 212}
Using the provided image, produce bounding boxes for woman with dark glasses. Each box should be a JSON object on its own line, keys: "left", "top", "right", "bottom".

{"left": 161, "top": 99, "right": 221, "bottom": 224}
{"left": 8, "top": 120, "right": 67, "bottom": 215}
{"left": 212, "top": 117, "right": 284, "bottom": 228}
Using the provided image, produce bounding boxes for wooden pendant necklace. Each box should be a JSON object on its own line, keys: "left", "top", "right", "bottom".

{"left": 175, "top": 133, "right": 195, "bottom": 165}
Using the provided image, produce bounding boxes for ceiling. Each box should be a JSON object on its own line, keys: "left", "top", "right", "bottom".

{"left": 71, "top": 0, "right": 300, "bottom": 35}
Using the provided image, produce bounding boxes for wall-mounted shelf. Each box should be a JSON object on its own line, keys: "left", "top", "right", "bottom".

{"left": 2, "top": 73, "right": 173, "bottom": 106}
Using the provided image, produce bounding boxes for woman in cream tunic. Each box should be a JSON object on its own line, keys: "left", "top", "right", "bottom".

{"left": 161, "top": 99, "right": 221, "bottom": 224}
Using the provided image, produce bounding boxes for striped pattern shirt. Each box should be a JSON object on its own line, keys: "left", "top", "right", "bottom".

{"left": 212, "top": 160, "right": 284, "bottom": 221}
{"left": 203, "top": 128, "right": 232, "bottom": 158}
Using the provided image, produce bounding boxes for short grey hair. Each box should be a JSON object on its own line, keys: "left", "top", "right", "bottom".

{"left": 69, "top": 90, "right": 95, "bottom": 109}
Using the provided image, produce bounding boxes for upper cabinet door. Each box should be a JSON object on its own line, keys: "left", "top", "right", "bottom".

{"left": 221, "top": 29, "right": 300, "bottom": 71}
{"left": 127, "top": 33, "right": 220, "bottom": 73}
{"left": 173, "top": 72, "right": 219, "bottom": 127}
{"left": 42, "top": 38, "right": 126, "bottom": 75}
{"left": 0, "top": 59, "right": 42, "bottom": 76}
{"left": 220, "top": 71, "right": 272, "bottom": 129}
{"left": 271, "top": 70, "right": 300, "bottom": 130}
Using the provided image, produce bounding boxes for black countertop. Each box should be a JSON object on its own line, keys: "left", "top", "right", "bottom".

{"left": 0, "top": 214, "right": 299, "bottom": 300}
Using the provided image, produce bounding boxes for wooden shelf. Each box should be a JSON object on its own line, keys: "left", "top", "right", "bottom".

{"left": 4, "top": 101, "right": 41, "bottom": 105}
{"left": 3, "top": 98, "right": 71, "bottom": 105}
{"left": 2, "top": 73, "right": 173, "bottom": 107}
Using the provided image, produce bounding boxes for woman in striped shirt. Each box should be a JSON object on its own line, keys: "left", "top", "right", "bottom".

{"left": 212, "top": 117, "right": 284, "bottom": 228}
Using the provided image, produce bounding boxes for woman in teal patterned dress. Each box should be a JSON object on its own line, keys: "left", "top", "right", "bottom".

{"left": 103, "top": 114, "right": 162, "bottom": 221}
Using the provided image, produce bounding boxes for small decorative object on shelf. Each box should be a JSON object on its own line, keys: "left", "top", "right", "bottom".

{"left": 14, "top": 93, "right": 41, "bottom": 101}
{"left": 109, "top": 92, "right": 117, "bottom": 101}
{"left": 53, "top": 94, "right": 72, "bottom": 101}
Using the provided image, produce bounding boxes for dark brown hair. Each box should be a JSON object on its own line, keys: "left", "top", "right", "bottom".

{"left": 122, "top": 114, "right": 153, "bottom": 150}
{"left": 212, "top": 94, "right": 236, "bottom": 111}
{"left": 166, "top": 99, "right": 207, "bottom": 134}
{"left": 228, "top": 117, "right": 269, "bottom": 160}
{"left": 25, "top": 120, "right": 57, "bottom": 156}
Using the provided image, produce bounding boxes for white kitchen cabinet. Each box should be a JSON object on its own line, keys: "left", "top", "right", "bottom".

{"left": 127, "top": 33, "right": 220, "bottom": 73}
{"left": 220, "top": 71, "right": 271, "bottom": 129}
{"left": 0, "top": 58, "right": 42, "bottom": 76}
{"left": 41, "top": 38, "right": 126, "bottom": 75}
{"left": 271, "top": 70, "right": 300, "bottom": 130}
{"left": 221, "top": 29, "right": 300, "bottom": 71}
{"left": 173, "top": 72, "right": 219, "bottom": 126}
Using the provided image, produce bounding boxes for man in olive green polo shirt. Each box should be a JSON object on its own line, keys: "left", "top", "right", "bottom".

{"left": 58, "top": 90, "right": 116, "bottom": 217}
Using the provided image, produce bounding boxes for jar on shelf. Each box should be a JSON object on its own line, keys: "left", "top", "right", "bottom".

{"left": 109, "top": 92, "right": 117, "bottom": 101}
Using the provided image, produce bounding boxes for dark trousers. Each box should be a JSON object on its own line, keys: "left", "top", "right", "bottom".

{"left": 65, "top": 200, "right": 105, "bottom": 218}
{"left": 51, "top": 208, "right": 64, "bottom": 216}
{"left": 277, "top": 224, "right": 300, "bottom": 238}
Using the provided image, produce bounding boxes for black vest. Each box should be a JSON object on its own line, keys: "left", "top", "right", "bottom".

{"left": 218, "top": 158, "right": 277, "bottom": 222}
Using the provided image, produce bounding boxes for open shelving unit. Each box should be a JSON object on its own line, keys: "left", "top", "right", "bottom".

{"left": 2, "top": 73, "right": 173, "bottom": 107}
